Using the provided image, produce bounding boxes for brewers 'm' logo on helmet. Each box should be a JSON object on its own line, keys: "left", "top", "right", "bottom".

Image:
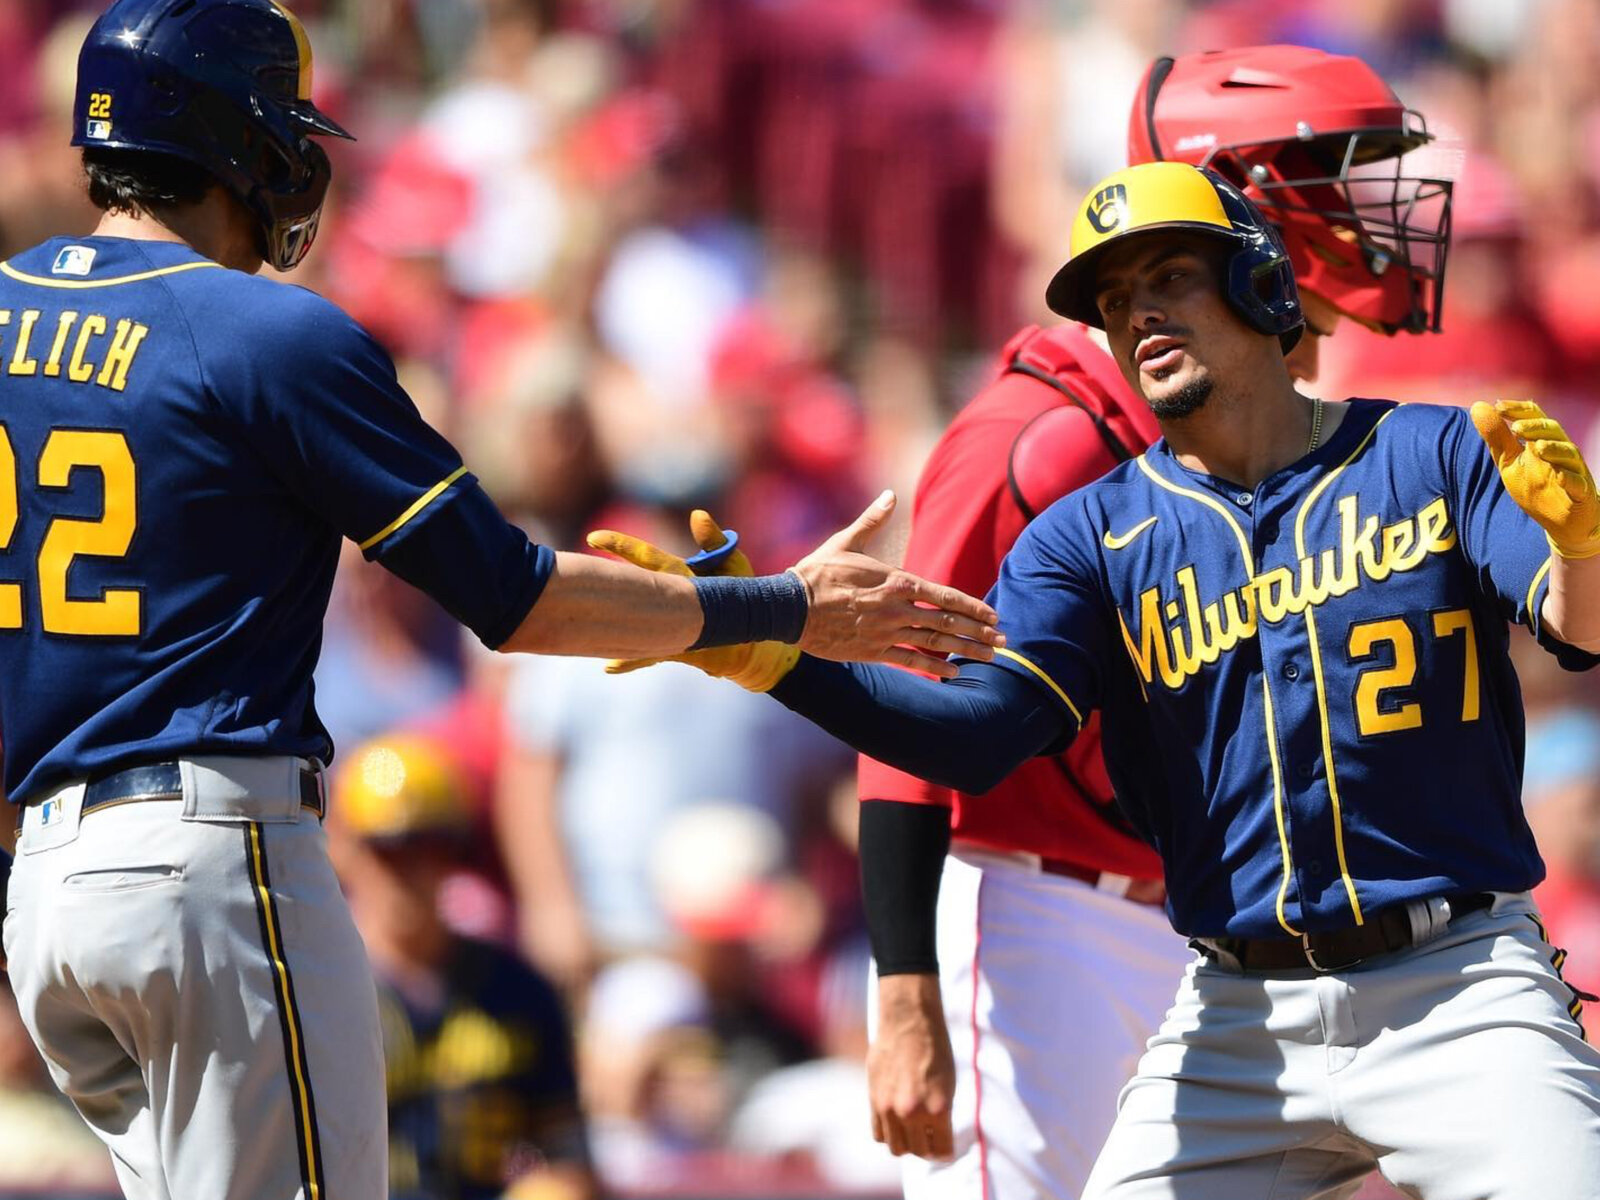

{"left": 1086, "top": 183, "right": 1129, "bottom": 234}
{"left": 1046, "top": 161, "right": 1304, "bottom": 353}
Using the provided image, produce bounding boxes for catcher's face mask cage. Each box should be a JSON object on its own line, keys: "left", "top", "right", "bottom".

{"left": 1198, "top": 110, "right": 1453, "bottom": 335}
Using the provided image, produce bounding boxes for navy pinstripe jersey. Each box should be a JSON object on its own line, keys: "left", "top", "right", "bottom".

{"left": 0, "top": 236, "right": 551, "bottom": 802}
{"left": 987, "top": 398, "right": 1600, "bottom": 940}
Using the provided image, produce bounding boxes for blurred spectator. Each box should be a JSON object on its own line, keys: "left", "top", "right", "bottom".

{"left": 0, "top": 13, "right": 98, "bottom": 254}
{"left": 494, "top": 577, "right": 851, "bottom": 986}
{"left": 331, "top": 734, "right": 597, "bottom": 1200}
{"left": 579, "top": 955, "right": 725, "bottom": 1189}
{"left": 992, "top": 0, "right": 1180, "bottom": 311}
{"left": 705, "top": 250, "right": 872, "bottom": 572}
{"left": 315, "top": 544, "right": 466, "bottom": 756}
{"left": 460, "top": 324, "right": 615, "bottom": 547}
{"left": 1524, "top": 707, "right": 1600, "bottom": 1042}
{"left": 728, "top": 938, "right": 901, "bottom": 1193}
{"left": 652, "top": 803, "right": 823, "bottom": 1091}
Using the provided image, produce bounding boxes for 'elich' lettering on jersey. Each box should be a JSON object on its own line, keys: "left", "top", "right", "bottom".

{"left": 0, "top": 304, "right": 151, "bottom": 392}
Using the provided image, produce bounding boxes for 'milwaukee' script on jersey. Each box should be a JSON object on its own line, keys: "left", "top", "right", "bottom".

{"left": 0, "top": 306, "right": 149, "bottom": 391}
{"left": 1120, "top": 494, "right": 1456, "bottom": 692}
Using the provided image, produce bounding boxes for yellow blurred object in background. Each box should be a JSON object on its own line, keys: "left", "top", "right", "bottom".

{"left": 335, "top": 735, "right": 472, "bottom": 842}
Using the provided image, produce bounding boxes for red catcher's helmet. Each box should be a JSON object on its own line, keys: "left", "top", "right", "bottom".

{"left": 1129, "top": 46, "right": 1453, "bottom": 335}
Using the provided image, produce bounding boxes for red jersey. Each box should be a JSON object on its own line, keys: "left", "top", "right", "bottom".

{"left": 857, "top": 323, "right": 1164, "bottom": 878}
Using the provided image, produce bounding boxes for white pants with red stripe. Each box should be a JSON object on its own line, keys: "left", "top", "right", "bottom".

{"left": 899, "top": 845, "right": 1191, "bottom": 1200}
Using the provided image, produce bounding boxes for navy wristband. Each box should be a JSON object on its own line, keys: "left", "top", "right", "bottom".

{"left": 688, "top": 571, "right": 810, "bottom": 650}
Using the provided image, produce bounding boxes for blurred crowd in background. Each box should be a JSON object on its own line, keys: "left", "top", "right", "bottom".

{"left": 3, "top": 0, "right": 1600, "bottom": 1196}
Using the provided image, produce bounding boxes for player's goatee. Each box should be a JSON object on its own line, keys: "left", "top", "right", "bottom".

{"left": 1150, "top": 375, "right": 1212, "bottom": 420}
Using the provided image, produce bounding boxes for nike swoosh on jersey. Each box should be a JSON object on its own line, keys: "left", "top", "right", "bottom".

{"left": 1102, "top": 516, "right": 1159, "bottom": 550}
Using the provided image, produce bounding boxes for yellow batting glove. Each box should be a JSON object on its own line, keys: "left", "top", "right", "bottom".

{"left": 585, "top": 511, "right": 801, "bottom": 692}
{"left": 583, "top": 527, "right": 694, "bottom": 578}
{"left": 1471, "top": 400, "right": 1600, "bottom": 560}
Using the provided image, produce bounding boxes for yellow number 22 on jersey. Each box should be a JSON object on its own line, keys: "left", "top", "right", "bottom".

{"left": 0, "top": 424, "right": 140, "bottom": 636}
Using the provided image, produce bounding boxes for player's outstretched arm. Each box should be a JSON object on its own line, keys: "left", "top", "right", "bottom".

{"left": 516, "top": 491, "right": 1003, "bottom": 669}
{"left": 1472, "top": 400, "right": 1600, "bottom": 652}
{"left": 769, "top": 655, "right": 1070, "bottom": 795}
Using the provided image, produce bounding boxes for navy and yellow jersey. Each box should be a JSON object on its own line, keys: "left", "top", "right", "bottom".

{"left": 379, "top": 938, "right": 588, "bottom": 1200}
{"left": 988, "top": 398, "right": 1600, "bottom": 940}
{"left": 0, "top": 236, "right": 552, "bottom": 801}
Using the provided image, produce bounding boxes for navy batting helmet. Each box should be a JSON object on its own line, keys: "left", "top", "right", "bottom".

{"left": 73, "top": 0, "right": 354, "bottom": 272}
{"left": 1047, "top": 162, "right": 1304, "bottom": 354}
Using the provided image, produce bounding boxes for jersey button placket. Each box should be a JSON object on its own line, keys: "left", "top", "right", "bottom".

{"left": 1257, "top": 504, "right": 1323, "bottom": 928}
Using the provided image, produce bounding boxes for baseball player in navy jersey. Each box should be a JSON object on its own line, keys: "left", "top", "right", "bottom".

{"left": 602, "top": 160, "right": 1600, "bottom": 1198}
{"left": 0, "top": 3, "right": 1001, "bottom": 1198}
{"left": 856, "top": 47, "right": 1457, "bottom": 1200}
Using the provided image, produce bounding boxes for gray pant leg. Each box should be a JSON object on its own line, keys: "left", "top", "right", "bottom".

{"left": 7, "top": 787, "right": 386, "bottom": 1200}
{"left": 1084, "top": 901, "right": 1600, "bottom": 1200}
{"left": 1344, "top": 902, "right": 1600, "bottom": 1200}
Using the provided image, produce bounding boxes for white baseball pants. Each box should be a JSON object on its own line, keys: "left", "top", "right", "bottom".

{"left": 897, "top": 846, "right": 1192, "bottom": 1200}
{"left": 4, "top": 757, "right": 387, "bottom": 1200}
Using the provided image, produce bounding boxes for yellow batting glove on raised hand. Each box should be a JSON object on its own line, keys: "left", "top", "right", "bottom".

{"left": 1471, "top": 399, "right": 1600, "bottom": 560}
{"left": 585, "top": 511, "right": 801, "bottom": 692}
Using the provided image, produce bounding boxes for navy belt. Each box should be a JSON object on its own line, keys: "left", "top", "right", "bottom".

{"left": 1194, "top": 892, "right": 1495, "bottom": 974}
{"left": 19, "top": 761, "right": 325, "bottom": 829}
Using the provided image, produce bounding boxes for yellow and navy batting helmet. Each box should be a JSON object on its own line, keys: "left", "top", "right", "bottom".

{"left": 1045, "top": 161, "right": 1304, "bottom": 353}
{"left": 335, "top": 734, "right": 472, "bottom": 844}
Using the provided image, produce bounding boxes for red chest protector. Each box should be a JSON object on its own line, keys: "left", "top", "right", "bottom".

{"left": 997, "top": 323, "right": 1160, "bottom": 520}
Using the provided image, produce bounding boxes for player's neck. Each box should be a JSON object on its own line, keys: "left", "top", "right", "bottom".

{"left": 1160, "top": 382, "right": 1326, "bottom": 491}
{"left": 91, "top": 190, "right": 265, "bottom": 275}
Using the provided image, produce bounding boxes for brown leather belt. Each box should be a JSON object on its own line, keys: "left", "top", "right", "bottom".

{"left": 1193, "top": 892, "right": 1495, "bottom": 974}
{"left": 1037, "top": 856, "right": 1167, "bottom": 906}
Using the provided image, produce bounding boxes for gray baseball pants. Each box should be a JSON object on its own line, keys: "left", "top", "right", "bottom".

{"left": 1084, "top": 891, "right": 1600, "bottom": 1199}
{"left": 3, "top": 756, "right": 386, "bottom": 1200}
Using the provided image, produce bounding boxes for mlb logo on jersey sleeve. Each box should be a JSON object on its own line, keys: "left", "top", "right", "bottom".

{"left": 52, "top": 246, "right": 97, "bottom": 277}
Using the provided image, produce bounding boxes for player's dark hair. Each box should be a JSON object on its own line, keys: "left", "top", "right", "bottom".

{"left": 83, "top": 147, "right": 216, "bottom": 216}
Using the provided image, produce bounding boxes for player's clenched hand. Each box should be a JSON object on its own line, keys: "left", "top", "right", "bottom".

{"left": 1472, "top": 400, "right": 1600, "bottom": 560}
{"left": 586, "top": 513, "right": 800, "bottom": 692}
{"left": 869, "top": 973, "right": 956, "bottom": 1160}
{"left": 791, "top": 491, "right": 1002, "bottom": 677}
